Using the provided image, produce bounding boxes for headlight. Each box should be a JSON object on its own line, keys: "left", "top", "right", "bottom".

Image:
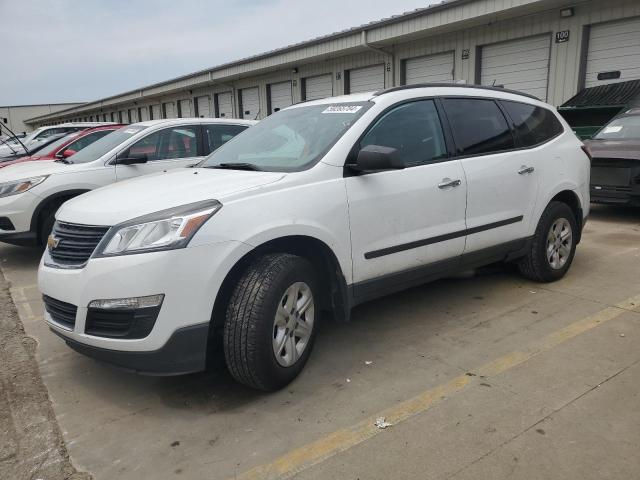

{"left": 95, "top": 200, "right": 222, "bottom": 257}
{"left": 0, "top": 176, "right": 48, "bottom": 198}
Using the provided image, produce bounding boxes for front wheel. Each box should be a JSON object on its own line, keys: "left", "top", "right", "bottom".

{"left": 518, "top": 201, "right": 577, "bottom": 282}
{"left": 223, "top": 254, "right": 318, "bottom": 391}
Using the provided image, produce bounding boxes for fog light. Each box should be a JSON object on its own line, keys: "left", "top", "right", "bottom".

{"left": 88, "top": 294, "right": 164, "bottom": 310}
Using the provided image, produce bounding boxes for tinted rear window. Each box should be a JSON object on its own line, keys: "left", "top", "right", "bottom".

{"left": 501, "top": 101, "right": 563, "bottom": 147}
{"left": 442, "top": 98, "right": 514, "bottom": 156}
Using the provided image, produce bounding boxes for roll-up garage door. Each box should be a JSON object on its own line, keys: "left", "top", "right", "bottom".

{"left": 119, "top": 111, "right": 127, "bottom": 123}
{"left": 179, "top": 99, "right": 192, "bottom": 118}
{"left": 404, "top": 51, "right": 454, "bottom": 84}
{"left": 268, "top": 81, "right": 292, "bottom": 114}
{"left": 150, "top": 104, "right": 161, "bottom": 120}
{"left": 584, "top": 17, "right": 640, "bottom": 87}
{"left": 128, "top": 108, "right": 138, "bottom": 123}
{"left": 163, "top": 102, "right": 176, "bottom": 119}
{"left": 480, "top": 35, "right": 551, "bottom": 100}
{"left": 216, "top": 92, "right": 233, "bottom": 118}
{"left": 139, "top": 107, "right": 149, "bottom": 122}
{"left": 240, "top": 87, "right": 260, "bottom": 119}
{"left": 196, "top": 96, "right": 211, "bottom": 117}
{"left": 347, "top": 64, "right": 385, "bottom": 94}
{"left": 303, "top": 74, "right": 333, "bottom": 101}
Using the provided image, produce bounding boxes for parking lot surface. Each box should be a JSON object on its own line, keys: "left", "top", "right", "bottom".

{"left": 1, "top": 205, "right": 639, "bottom": 480}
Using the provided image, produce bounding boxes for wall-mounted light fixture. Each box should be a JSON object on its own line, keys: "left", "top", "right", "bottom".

{"left": 560, "top": 7, "right": 574, "bottom": 18}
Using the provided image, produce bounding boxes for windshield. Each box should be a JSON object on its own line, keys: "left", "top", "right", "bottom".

{"left": 200, "top": 102, "right": 372, "bottom": 172}
{"left": 69, "top": 125, "right": 149, "bottom": 163}
{"left": 594, "top": 115, "right": 640, "bottom": 140}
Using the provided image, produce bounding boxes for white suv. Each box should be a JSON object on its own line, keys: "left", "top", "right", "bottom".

{"left": 0, "top": 118, "right": 255, "bottom": 245}
{"left": 38, "top": 85, "right": 590, "bottom": 391}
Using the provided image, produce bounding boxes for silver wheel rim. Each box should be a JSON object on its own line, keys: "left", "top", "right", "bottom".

{"left": 546, "top": 218, "right": 572, "bottom": 270}
{"left": 272, "top": 281, "right": 314, "bottom": 367}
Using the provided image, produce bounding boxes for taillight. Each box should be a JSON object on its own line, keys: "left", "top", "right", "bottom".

{"left": 581, "top": 145, "right": 592, "bottom": 162}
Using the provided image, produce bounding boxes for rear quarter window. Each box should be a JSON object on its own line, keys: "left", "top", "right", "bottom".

{"left": 501, "top": 101, "right": 563, "bottom": 147}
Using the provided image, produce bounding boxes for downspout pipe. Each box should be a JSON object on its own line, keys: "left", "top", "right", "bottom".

{"left": 361, "top": 30, "right": 395, "bottom": 88}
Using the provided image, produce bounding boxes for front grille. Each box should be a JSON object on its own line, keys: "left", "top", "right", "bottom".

{"left": 43, "top": 295, "right": 77, "bottom": 329}
{"left": 49, "top": 222, "right": 110, "bottom": 267}
{"left": 85, "top": 306, "right": 161, "bottom": 339}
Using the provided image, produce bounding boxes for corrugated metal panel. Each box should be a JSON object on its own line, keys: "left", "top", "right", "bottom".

{"left": 196, "top": 96, "right": 211, "bottom": 117}
{"left": 480, "top": 34, "right": 551, "bottom": 100}
{"left": 269, "top": 81, "right": 292, "bottom": 113}
{"left": 240, "top": 87, "right": 260, "bottom": 119}
{"left": 303, "top": 74, "right": 333, "bottom": 100}
{"left": 216, "top": 92, "right": 233, "bottom": 118}
{"left": 348, "top": 64, "right": 385, "bottom": 93}
{"left": 404, "top": 51, "right": 455, "bottom": 84}
{"left": 585, "top": 17, "right": 640, "bottom": 88}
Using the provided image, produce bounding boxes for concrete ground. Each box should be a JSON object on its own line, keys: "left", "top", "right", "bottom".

{"left": 1, "top": 204, "right": 639, "bottom": 480}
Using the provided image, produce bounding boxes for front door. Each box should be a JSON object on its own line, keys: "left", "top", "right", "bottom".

{"left": 345, "top": 99, "right": 468, "bottom": 298}
{"left": 115, "top": 125, "right": 203, "bottom": 181}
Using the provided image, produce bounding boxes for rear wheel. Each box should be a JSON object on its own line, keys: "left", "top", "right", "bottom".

{"left": 518, "top": 201, "right": 577, "bottom": 282}
{"left": 223, "top": 254, "right": 318, "bottom": 391}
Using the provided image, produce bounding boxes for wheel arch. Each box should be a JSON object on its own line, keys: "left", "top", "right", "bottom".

{"left": 208, "top": 235, "right": 351, "bottom": 355}
{"left": 549, "top": 189, "right": 584, "bottom": 243}
{"left": 30, "top": 189, "right": 91, "bottom": 241}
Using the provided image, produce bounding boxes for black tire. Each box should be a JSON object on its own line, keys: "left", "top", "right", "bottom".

{"left": 223, "top": 253, "right": 318, "bottom": 391}
{"left": 518, "top": 201, "right": 577, "bottom": 282}
{"left": 38, "top": 208, "right": 57, "bottom": 246}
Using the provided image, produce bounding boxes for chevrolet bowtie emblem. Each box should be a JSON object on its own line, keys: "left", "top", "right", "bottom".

{"left": 47, "top": 235, "right": 60, "bottom": 251}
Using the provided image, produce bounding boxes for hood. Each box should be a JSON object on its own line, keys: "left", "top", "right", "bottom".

{"left": 58, "top": 167, "right": 286, "bottom": 226}
{"left": 585, "top": 139, "right": 640, "bottom": 161}
{"left": 0, "top": 159, "right": 92, "bottom": 181}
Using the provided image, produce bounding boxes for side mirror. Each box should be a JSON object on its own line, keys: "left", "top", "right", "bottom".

{"left": 62, "top": 149, "right": 76, "bottom": 158}
{"left": 350, "top": 145, "right": 404, "bottom": 172}
{"left": 114, "top": 152, "right": 148, "bottom": 165}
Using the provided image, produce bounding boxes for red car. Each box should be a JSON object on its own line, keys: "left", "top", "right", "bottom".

{"left": 0, "top": 125, "right": 123, "bottom": 168}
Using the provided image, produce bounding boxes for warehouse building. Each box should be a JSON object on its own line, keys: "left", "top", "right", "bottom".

{"left": 25, "top": 0, "right": 640, "bottom": 127}
{"left": 1, "top": 103, "right": 82, "bottom": 134}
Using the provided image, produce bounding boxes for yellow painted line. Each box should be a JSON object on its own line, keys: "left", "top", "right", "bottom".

{"left": 231, "top": 297, "right": 639, "bottom": 480}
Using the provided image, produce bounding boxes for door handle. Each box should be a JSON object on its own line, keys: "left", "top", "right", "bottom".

{"left": 518, "top": 166, "right": 535, "bottom": 175}
{"left": 438, "top": 178, "right": 462, "bottom": 189}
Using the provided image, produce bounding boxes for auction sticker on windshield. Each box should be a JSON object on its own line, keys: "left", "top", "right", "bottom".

{"left": 322, "top": 105, "right": 363, "bottom": 114}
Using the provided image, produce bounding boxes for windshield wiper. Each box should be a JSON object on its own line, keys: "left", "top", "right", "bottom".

{"left": 54, "top": 158, "right": 73, "bottom": 164}
{"left": 209, "top": 162, "right": 262, "bottom": 171}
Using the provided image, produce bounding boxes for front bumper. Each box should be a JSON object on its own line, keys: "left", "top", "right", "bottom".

{"left": 0, "top": 191, "right": 40, "bottom": 245}
{"left": 38, "top": 240, "right": 252, "bottom": 374}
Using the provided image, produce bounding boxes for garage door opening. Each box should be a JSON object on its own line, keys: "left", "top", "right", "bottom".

{"left": 402, "top": 52, "right": 454, "bottom": 85}
{"left": 302, "top": 74, "right": 333, "bottom": 101}
{"left": 479, "top": 35, "right": 551, "bottom": 100}
{"left": 346, "top": 64, "right": 385, "bottom": 94}
{"left": 239, "top": 87, "right": 260, "bottom": 119}
{"left": 214, "top": 92, "right": 233, "bottom": 118}
{"left": 267, "top": 81, "right": 292, "bottom": 114}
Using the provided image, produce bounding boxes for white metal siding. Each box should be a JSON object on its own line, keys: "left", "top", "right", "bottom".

{"left": 179, "top": 99, "right": 192, "bottom": 118}
{"left": 303, "top": 74, "right": 333, "bottom": 100}
{"left": 585, "top": 17, "right": 640, "bottom": 87}
{"left": 404, "top": 51, "right": 455, "bottom": 84}
{"left": 196, "top": 96, "right": 211, "bottom": 117}
{"left": 480, "top": 35, "right": 551, "bottom": 100}
{"left": 348, "top": 64, "right": 385, "bottom": 93}
{"left": 240, "top": 87, "right": 260, "bottom": 119}
{"left": 269, "top": 81, "right": 292, "bottom": 113}
{"left": 151, "top": 104, "right": 161, "bottom": 120}
{"left": 216, "top": 92, "right": 233, "bottom": 118}
{"left": 163, "top": 102, "right": 176, "bottom": 119}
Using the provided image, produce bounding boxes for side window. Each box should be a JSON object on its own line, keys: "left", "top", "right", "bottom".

{"left": 204, "top": 124, "right": 247, "bottom": 154}
{"left": 359, "top": 100, "right": 447, "bottom": 166}
{"left": 64, "top": 130, "right": 112, "bottom": 153}
{"left": 127, "top": 126, "right": 199, "bottom": 161}
{"left": 501, "top": 101, "right": 564, "bottom": 147}
{"left": 442, "top": 98, "right": 515, "bottom": 156}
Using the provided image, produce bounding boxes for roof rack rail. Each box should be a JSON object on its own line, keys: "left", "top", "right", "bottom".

{"left": 373, "top": 83, "right": 541, "bottom": 101}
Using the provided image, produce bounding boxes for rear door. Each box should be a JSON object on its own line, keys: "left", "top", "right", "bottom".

{"left": 441, "top": 97, "right": 538, "bottom": 253}
{"left": 115, "top": 125, "right": 203, "bottom": 181}
{"left": 345, "top": 99, "right": 467, "bottom": 297}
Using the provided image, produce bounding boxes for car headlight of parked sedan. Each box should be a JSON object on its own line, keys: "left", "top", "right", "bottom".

{"left": 0, "top": 176, "right": 48, "bottom": 198}
{"left": 94, "top": 199, "right": 222, "bottom": 257}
